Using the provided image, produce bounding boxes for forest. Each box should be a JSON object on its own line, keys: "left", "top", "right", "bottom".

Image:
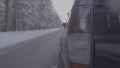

{"left": 0, "top": 0, "right": 62, "bottom": 32}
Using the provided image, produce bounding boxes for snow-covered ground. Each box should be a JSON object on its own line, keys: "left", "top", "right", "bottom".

{"left": 0, "top": 28, "right": 62, "bottom": 49}
{"left": 0, "top": 28, "right": 64, "bottom": 68}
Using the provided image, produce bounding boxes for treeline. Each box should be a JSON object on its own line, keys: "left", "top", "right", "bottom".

{"left": 0, "top": 0, "right": 62, "bottom": 32}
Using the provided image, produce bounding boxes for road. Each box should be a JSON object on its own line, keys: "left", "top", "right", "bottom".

{"left": 0, "top": 28, "right": 64, "bottom": 68}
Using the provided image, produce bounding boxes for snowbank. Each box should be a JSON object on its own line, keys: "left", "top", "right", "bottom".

{"left": 0, "top": 28, "right": 62, "bottom": 49}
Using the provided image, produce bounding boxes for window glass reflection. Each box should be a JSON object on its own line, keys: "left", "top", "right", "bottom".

{"left": 68, "top": 7, "right": 92, "bottom": 68}
{"left": 76, "top": 0, "right": 92, "bottom": 5}
{"left": 94, "top": 0, "right": 107, "bottom": 6}
{"left": 94, "top": 7, "right": 120, "bottom": 68}
{"left": 79, "top": 8, "right": 91, "bottom": 33}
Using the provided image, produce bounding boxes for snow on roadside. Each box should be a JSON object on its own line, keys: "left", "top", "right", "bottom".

{"left": 0, "top": 28, "right": 62, "bottom": 49}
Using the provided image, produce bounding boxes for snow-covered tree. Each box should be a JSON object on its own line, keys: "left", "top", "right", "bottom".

{"left": 0, "top": 0, "right": 62, "bottom": 32}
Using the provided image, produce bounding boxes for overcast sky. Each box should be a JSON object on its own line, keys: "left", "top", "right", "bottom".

{"left": 51, "top": 0, "right": 74, "bottom": 22}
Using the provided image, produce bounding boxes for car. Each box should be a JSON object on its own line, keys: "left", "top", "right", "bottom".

{"left": 60, "top": 0, "right": 120, "bottom": 68}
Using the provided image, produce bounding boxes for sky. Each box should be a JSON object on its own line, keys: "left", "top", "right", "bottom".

{"left": 51, "top": 0, "right": 74, "bottom": 22}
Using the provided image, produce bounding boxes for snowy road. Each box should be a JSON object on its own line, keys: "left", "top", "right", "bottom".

{"left": 0, "top": 28, "right": 64, "bottom": 68}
